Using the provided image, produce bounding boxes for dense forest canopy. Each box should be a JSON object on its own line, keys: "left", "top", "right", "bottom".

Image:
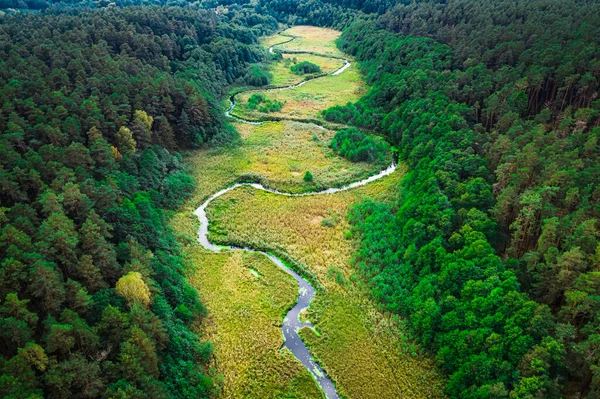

{"left": 317, "top": 1, "right": 599, "bottom": 398}
{"left": 0, "top": 5, "right": 276, "bottom": 398}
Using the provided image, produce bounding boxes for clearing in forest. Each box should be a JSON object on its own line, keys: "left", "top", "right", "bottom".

{"left": 231, "top": 27, "right": 365, "bottom": 121}
{"left": 269, "top": 53, "right": 344, "bottom": 86}
{"left": 185, "top": 120, "right": 390, "bottom": 195}
{"left": 172, "top": 25, "right": 446, "bottom": 399}
{"left": 263, "top": 25, "right": 346, "bottom": 57}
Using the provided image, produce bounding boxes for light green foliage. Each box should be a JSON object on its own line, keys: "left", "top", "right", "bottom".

{"left": 18, "top": 342, "right": 48, "bottom": 372}
{"left": 115, "top": 272, "right": 151, "bottom": 307}
{"left": 246, "top": 93, "right": 284, "bottom": 113}
{"left": 116, "top": 126, "right": 136, "bottom": 154}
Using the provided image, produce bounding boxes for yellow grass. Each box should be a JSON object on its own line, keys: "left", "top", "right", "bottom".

{"left": 274, "top": 26, "right": 345, "bottom": 57}
{"left": 173, "top": 207, "right": 323, "bottom": 399}
{"left": 203, "top": 169, "right": 447, "bottom": 399}
{"left": 183, "top": 120, "right": 389, "bottom": 195}
{"left": 270, "top": 53, "right": 345, "bottom": 86}
{"left": 188, "top": 249, "right": 324, "bottom": 398}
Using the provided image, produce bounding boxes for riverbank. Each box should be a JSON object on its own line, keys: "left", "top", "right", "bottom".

{"left": 171, "top": 26, "right": 446, "bottom": 398}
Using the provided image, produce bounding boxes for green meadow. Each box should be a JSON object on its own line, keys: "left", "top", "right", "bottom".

{"left": 171, "top": 26, "right": 446, "bottom": 399}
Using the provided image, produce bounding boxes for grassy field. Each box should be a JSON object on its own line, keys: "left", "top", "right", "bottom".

{"left": 204, "top": 170, "right": 447, "bottom": 399}
{"left": 171, "top": 25, "right": 446, "bottom": 399}
{"left": 261, "top": 33, "right": 294, "bottom": 49}
{"left": 173, "top": 210, "right": 324, "bottom": 399}
{"left": 232, "top": 28, "right": 364, "bottom": 121}
{"left": 190, "top": 250, "right": 324, "bottom": 399}
{"left": 233, "top": 67, "right": 364, "bottom": 121}
{"left": 184, "top": 120, "right": 389, "bottom": 195}
{"left": 270, "top": 53, "right": 345, "bottom": 86}
{"left": 171, "top": 116, "right": 393, "bottom": 397}
{"left": 266, "top": 26, "right": 345, "bottom": 57}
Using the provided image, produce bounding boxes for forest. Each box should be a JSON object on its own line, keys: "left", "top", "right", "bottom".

{"left": 1, "top": 0, "right": 599, "bottom": 398}
{"left": 318, "top": 1, "right": 600, "bottom": 398}
{"left": 0, "top": 5, "right": 278, "bottom": 398}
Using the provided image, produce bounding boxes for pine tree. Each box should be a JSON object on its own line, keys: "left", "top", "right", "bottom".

{"left": 116, "top": 126, "right": 136, "bottom": 155}
{"left": 130, "top": 110, "right": 153, "bottom": 150}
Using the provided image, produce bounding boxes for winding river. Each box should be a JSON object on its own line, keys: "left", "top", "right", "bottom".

{"left": 194, "top": 35, "right": 396, "bottom": 399}
{"left": 225, "top": 35, "right": 350, "bottom": 125}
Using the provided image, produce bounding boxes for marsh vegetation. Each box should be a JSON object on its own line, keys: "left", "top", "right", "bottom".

{"left": 172, "top": 25, "right": 445, "bottom": 399}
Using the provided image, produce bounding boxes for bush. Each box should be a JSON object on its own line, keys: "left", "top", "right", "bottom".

{"left": 247, "top": 93, "right": 283, "bottom": 113}
{"left": 270, "top": 50, "right": 283, "bottom": 61}
{"left": 303, "top": 171, "right": 313, "bottom": 182}
{"left": 291, "top": 61, "right": 322, "bottom": 75}
{"left": 330, "top": 128, "right": 389, "bottom": 163}
{"left": 247, "top": 93, "right": 267, "bottom": 110}
{"left": 245, "top": 65, "right": 271, "bottom": 86}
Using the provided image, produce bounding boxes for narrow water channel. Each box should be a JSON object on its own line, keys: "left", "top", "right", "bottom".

{"left": 194, "top": 34, "right": 391, "bottom": 399}
{"left": 225, "top": 37, "right": 351, "bottom": 126}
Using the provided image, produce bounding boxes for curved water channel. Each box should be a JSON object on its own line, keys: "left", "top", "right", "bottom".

{"left": 225, "top": 35, "right": 350, "bottom": 125}
{"left": 195, "top": 35, "right": 395, "bottom": 399}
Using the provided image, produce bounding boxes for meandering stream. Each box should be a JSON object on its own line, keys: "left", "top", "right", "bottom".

{"left": 194, "top": 34, "right": 395, "bottom": 399}
{"left": 225, "top": 36, "right": 351, "bottom": 126}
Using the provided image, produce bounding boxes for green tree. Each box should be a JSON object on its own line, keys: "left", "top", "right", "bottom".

{"left": 116, "top": 126, "right": 136, "bottom": 155}
{"left": 130, "top": 110, "right": 153, "bottom": 150}
{"left": 116, "top": 272, "right": 151, "bottom": 308}
{"left": 303, "top": 171, "right": 313, "bottom": 182}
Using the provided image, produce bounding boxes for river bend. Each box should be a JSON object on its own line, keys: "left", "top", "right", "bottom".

{"left": 194, "top": 34, "right": 393, "bottom": 399}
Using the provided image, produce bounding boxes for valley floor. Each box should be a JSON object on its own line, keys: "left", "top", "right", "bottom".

{"left": 171, "top": 26, "right": 446, "bottom": 398}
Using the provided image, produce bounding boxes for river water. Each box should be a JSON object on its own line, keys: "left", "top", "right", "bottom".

{"left": 194, "top": 35, "right": 390, "bottom": 399}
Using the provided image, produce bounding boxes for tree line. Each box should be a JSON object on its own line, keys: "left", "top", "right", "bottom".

{"left": 319, "top": 1, "right": 599, "bottom": 397}
{"left": 0, "top": 5, "right": 275, "bottom": 398}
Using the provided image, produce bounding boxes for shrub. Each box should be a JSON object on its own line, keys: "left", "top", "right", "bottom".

{"left": 303, "top": 171, "right": 313, "bottom": 182}
{"left": 247, "top": 93, "right": 267, "bottom": 110}
{"left": 330, "top": 127, "right": 389, "bottom": 163}
{"left": 291, "top": 61, "right": 322, "bottom": 75}
{"left": 245, "top": 65, "right": 271, "bottom": 86}
{"left": 247, "top": 93, "right": 283, "bottom": 113}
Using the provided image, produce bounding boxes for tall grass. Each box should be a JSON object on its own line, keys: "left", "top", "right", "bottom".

{"left": 176, "top": 208, "right": 323, "bottom": 398}
{"left": 270, "top": 53, "right": 345, "bottom": 86}
{"left": 204, "top": 170, "right": 447, "bottom": 398}
{"left": 169, "top": 25, "right": 446, "bottom": 399}
{"left": 184, "top": 120, "right": 389, "bottom": 195}
{"left": 272, "top": 26, "right": 346, "bottom": 57}
{"left": 232, "top": 66, "right": 365, "bottom": 121}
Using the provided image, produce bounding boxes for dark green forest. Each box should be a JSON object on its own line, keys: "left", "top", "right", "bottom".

{"left": 1, "top": 0, "right": 600, "bottom": 398}
{"left": 0, "top": 6, "right": 277, "bottom": 398}
{"left": 318, "top": 1, "right": 599, "bottom": 398}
